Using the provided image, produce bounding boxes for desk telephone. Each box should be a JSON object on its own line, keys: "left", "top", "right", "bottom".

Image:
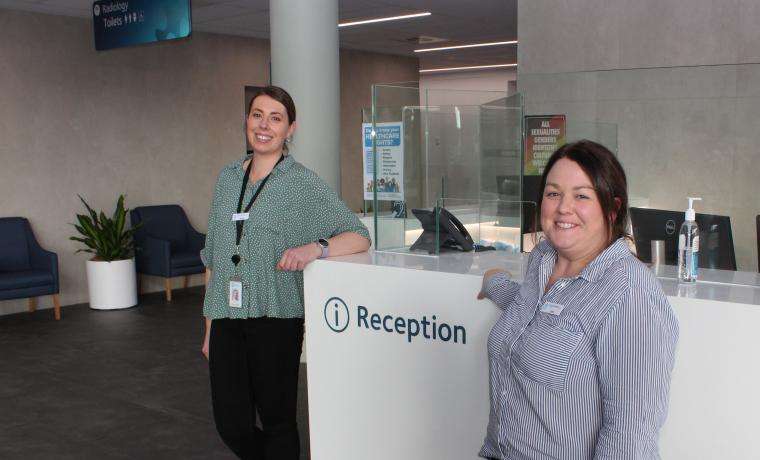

{"left": 409, "top": 207, "right": 476, "bottom": 254}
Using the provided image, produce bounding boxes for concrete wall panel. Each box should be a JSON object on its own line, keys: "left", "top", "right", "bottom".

{"left": 518, "top": 0, "right": 760, "bottom": 271}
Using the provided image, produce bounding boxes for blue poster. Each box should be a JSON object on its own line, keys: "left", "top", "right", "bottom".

{"left": 362, "top": 122, "right": 404, "bottom": 201}
{"left": 92, "top": 0, "right": 192, "bottom": 51}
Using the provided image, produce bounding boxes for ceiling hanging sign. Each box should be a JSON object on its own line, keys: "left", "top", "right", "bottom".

{"left": 92, "top": 0, "right": 192, "bottom": 51}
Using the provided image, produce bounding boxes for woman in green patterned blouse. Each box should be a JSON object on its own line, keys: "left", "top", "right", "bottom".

{"left": 199, "top": 86, "right": 370, "bottom": 460}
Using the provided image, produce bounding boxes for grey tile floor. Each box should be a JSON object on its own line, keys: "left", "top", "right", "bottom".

{"left": 0, "top": 286, "right": 310, "bottom": 460}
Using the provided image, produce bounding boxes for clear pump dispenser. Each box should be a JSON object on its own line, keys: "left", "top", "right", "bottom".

{"left": 678, "top": 197, "right": 701, "bottom": 283}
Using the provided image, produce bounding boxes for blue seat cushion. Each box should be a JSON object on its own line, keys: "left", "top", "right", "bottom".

{"left": 171, "top": 251, "right": 202, "bottom": 269}
{"left": 0, "top": 269, "right": 54, "bottom": 290}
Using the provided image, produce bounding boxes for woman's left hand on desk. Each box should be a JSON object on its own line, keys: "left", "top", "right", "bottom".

{"left": 276, "top": 242, "right": 322, "bottom": 271}
{"left": 477, "top": 268, "right": 508, "bottom": 300}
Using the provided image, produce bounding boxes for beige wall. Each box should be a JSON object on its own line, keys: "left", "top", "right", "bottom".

{"left": 0, "top": 9, "right": 418, "bottom": 316}
{"left": 339, "top": 48, "right": 419, "bottom": 212}
{"left": 518, "top": 0, "right": 760, "bottom": 271}
{"left": 420, "top": 68, "right": 516, "bottom": 94}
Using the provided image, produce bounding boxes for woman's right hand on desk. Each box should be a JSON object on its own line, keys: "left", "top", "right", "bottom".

{"left": 477, "top": 269, "right": 508, "bottom": 300}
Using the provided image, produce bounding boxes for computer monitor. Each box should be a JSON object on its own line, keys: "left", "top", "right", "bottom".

{"left": 629, "top": 207, "right": 736, "bottom": 271}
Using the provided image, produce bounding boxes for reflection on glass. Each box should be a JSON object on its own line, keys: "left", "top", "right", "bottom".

{"left": 369, "top": 84, "right": 527, "bottom": 255}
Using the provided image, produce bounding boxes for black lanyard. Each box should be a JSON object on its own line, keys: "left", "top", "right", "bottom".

{"left": 234, "top": 154, "right": 284, "bottom": 250}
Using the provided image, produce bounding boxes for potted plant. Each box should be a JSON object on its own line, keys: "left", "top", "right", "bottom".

{"left": 70, "top": 195, "right": 140, "bottom": 310}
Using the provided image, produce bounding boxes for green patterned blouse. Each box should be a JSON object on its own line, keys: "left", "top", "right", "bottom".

{"left": 200, "top": 153, "right": 370, "bottom": 319}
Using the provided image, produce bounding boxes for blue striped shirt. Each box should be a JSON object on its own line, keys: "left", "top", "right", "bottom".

{"left": 479, "top": 238, "right": 679, "bottom": 460}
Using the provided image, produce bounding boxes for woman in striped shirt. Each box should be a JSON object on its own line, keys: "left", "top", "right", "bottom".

{"left": 478, "top": 140, "right": 679, "bottom": 459}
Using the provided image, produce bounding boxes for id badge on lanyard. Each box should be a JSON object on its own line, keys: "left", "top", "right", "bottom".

{"left": 229, "top": 275, "right": 242, "bottom": 308}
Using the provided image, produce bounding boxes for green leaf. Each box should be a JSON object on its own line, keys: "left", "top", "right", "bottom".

{"left": 73, "top": 224, "right": 87, "bottom": 237}
{"left": 71, "top": 194, "right": 138, "bottom": 260}
{"left": 115, "top": 196, "right": 126, "bottom": 236}
{"left": 76, "top": 215, "right": 95, "bottom": 237}
{"left": 78, "top": 195, "right": 98, "bottom": 223}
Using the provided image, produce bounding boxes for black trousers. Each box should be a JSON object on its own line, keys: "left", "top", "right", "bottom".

{"left": 209, "top": 317, "right": 304, "bottom": 460}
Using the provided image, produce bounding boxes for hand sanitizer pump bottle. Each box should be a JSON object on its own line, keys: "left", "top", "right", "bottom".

{"left": 678, "top": 197, "right": 702, "bottom": 283}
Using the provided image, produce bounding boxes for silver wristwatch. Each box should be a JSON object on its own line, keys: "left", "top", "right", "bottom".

{"left": 317, "top": 238, "right": 329, "bottom": 259}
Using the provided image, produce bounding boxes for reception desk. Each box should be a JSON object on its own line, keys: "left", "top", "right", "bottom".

{"left": 303, "top": 250, "right": 760, "bottom": 460}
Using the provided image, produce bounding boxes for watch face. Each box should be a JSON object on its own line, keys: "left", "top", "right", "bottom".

{"left": 318, "top": 238, "right": 329, "bottom": 248}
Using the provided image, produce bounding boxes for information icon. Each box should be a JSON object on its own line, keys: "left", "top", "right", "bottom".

{"left": 324, "top": 297, "right": 349, "bottom": 333}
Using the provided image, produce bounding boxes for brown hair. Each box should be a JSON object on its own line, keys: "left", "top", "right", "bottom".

{"left": 536, "top": 140, "right": 630, "bottom": 244}
{"left": 247, "top": 85, "right": 296, "bottom": 125}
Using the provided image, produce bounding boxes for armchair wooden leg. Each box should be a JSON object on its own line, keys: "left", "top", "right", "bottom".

{"left": 28, "top": 297, "right": 37, "bottom": 312}
{"left": 165, "top": 278, "right": 172, "bottom": 302}
{"left": 184, "top": 275, "right": 190, "bottom": 289}
{"left": 52, "top": 294, "right": 61, "bottom": 320}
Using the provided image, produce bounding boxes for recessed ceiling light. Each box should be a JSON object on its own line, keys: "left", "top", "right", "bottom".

{"left": 419, "top": 63, "right": 518, "bottom": 73}
{"left": 415, "top": 40, "right": 518, "bottom": 53}
{"left": 339, "top": 12, "right": 431, "bottom": 28}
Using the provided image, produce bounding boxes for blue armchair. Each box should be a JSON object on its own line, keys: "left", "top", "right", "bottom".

{"left": 0, "top": 217, "right": 61, "bottom": 320}
{"left": 130, "top": 205, "right": 205, "bottom": 301}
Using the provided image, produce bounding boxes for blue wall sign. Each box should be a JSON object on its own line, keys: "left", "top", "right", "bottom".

{"left": 92, "top": 0, "right": 192, "bottom": 51}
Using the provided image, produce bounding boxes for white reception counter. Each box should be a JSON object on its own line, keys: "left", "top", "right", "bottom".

{"left": 303, "top": 250, "right": 760, "bottom": 460}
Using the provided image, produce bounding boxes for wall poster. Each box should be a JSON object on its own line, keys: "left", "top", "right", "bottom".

{"left": 524, "top": 115, "right": 566, "bottom": 176}
{"left": 362, "top": 122, "right": 404, "bottom": 201}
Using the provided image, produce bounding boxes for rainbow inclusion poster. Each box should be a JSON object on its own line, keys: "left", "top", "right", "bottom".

{"left": 524, "top": 115, "right": 566, "bottom": 176}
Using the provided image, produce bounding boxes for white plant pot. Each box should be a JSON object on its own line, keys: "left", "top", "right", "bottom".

{"left": 86, "top": 258, "right": 138, "bottom": 310}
